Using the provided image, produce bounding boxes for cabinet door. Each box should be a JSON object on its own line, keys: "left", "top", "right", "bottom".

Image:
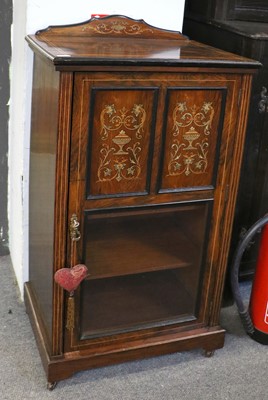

{"left": 66, "top": 71, "right": 240, "bottom": 351}
{"left": 79, "top": 202, "right": 210, "bottom": 339}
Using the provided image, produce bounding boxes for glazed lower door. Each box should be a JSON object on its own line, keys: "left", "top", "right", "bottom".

{"left": 78, "top": 202, "right": 210, "bottom": 340}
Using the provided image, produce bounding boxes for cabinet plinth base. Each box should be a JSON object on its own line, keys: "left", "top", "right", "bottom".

{"left": 25, "top": 281, "right": 225, "bottom": 384}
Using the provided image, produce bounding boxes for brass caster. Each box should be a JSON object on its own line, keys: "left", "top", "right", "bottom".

{"left": 47, "top": 382, "right": 57, "bottom": 391}
{"left": 203, "top": 349, "right": 215, "bottom": 358}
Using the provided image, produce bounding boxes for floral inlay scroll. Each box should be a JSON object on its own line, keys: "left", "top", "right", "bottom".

{"left": 167, "top": 102, "right": 215, "bottom": 177}
{"left": 82, "top": 20, "right": 154, "bottom": 35}
{"left": 97, "top": 104, "right": 146, "bottom": 183}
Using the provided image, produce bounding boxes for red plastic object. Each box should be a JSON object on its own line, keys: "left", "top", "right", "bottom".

{"left": 91, "top": 14, "right": 109, "bottom": 18}
{"left": 249, "top": 224, "right": 268, "bottom": 344}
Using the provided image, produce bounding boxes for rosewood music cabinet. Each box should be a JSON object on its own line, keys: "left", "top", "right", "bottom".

{"left": 25, "top": 15, "right": 259, "bottom": 388}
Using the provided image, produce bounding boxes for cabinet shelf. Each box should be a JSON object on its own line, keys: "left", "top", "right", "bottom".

{"left": 80, "top": 269, "right": 196, "bottom": 339}
{"left": 84, "top": 204, "right": 207, "bottom": 280}
{"left": 85, "top": 230, "right": 197, "bottom": 280}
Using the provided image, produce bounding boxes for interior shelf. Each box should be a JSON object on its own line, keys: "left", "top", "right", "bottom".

{"left": 80, "top": 269, "right": 197, "bottom": 339}
{"left": 84, "top": 203, "right": 208, "bottom": 280}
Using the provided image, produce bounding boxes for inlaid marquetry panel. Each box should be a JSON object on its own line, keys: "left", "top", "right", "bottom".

{"left": 87, "top": 88, "right": 158, "bottom": 198}
{"left": 159, "top": 88, "right": 226, "bottom": 192}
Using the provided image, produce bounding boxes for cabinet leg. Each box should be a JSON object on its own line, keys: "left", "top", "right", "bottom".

{"left": 47, "top": 382, "right": 57, "bottom": 391}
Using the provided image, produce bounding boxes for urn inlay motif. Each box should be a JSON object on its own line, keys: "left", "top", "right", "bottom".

{"left": 167, "top": 102, "right": 215, "bottom": 177}
{"left": 97, "top": 104, "right": 146, "bottom": 183}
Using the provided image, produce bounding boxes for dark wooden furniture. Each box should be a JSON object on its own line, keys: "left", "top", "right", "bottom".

{"left": 184, "top": 0, "right": 268, "bottom": 22}
{"left": 183, "top": 1, "right": 268, "bottom": 279}
{"left": 25, "top": 15, "right": 259, "bottom": 387}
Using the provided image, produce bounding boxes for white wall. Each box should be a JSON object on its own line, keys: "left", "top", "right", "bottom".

{"left": 9, "top": 0, "right": 29, "bottom": 295}
{"left": 9, "top": 0, "right": 186, "bottom": 296}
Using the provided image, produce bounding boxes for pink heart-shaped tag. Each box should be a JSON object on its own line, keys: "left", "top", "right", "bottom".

{"left": 54, "top": 264, "right": 88, "bottom": 292}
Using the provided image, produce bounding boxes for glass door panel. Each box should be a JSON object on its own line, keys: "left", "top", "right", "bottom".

{"left": 80, "top": 202, "right": 210, "bottom": 339}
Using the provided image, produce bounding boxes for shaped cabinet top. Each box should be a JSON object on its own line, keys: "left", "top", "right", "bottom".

{"left": 26, "top": 15, "right": 261, "bottom": 69}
